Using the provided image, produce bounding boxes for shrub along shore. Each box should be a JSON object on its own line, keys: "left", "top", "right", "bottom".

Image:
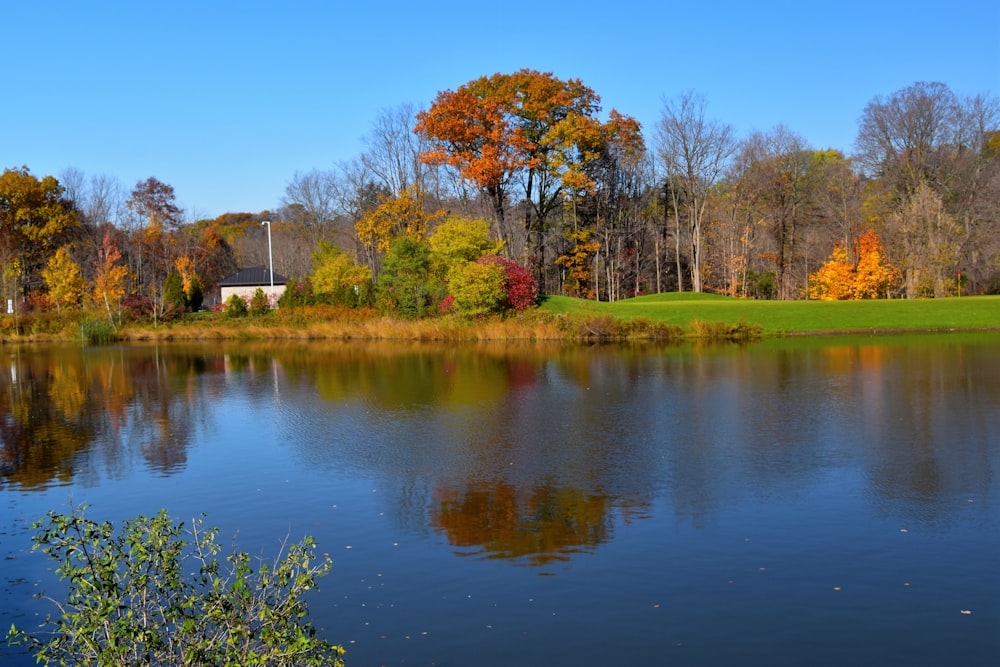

{"left": 3, "top": 293, "right": 999, "bottom": 345}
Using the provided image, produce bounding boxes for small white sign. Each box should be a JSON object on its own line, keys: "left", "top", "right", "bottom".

{"left": 6, "top": 299, "right": 11, "bottom": 314}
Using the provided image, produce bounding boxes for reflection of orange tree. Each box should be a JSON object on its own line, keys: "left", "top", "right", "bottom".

{"left": 429, "top": 481, "right": 612, "bottom": 566}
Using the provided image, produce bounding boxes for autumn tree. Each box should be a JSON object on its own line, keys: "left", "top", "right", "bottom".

{"left": 0, "top": 167, "right": 79, "bottom": 308}
{"left": 310, "top": 241, "right": 372, "bottom": 306}
{"left": 93, "top": 229, "right": 129, "bottom": 324}
{"left": 477, "top": 254, "right": 538, "bottom": 311}
{"left": 574, "top": 110, "right": 651, "bottom": 301}
{"left": 885, "top": 184, "right": 961, "bottom": 297}
{"left": 177, "top": 218, "right": 237, "bottom": 297}
{"left": 808, "top": 230, "right": 898, "bottom": 299}
{"left": 447, "top": 260, "right": 506, "bottom": 317}
{"left": 355, "top": 186, "right": 444, "bottom": 278}
{"left": 416, "top": 69, "right": 639, "bottom": 291}
{"left": 427, "top": 215, "right": 503, "bottom": 277}
{"left": 60, "top": 169, "right": 126, "bottom": 284}
{"left": 852, "top": 229, "right": 900, "bottom": 298}
{"left": 723, "top": 128, "right": 851, "bottom": 299}
{"left": 174, "top": 256, "right": 203, "bottom": 311}
{"left": 415, "top": 73, "right": 525, "bottom": 249}
{"left": 555, "top": 229, "right": 602, "bottom": 298}
{"left": 41, "top": 246, "right": 86, "bottom": 312}
{"left": 127, "top": 177, "right": 182, "bottom": 229}
{"left": 808, "top": 246, "right": 856, "bottom": 300}
{"left": 126, "top": 177, "right": 182, "bottom": 318}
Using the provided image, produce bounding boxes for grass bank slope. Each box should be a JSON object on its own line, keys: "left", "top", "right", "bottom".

{"left": 540, "top": 293, "right": 1000, "bottom": 336}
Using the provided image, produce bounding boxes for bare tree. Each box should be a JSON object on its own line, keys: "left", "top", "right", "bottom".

{"left": 856, "top": 82, "right": 1000, "bottom": 293}
{"left": 855, "top": 81, "right": 960, "bottom": 191}
{"left": 656, "top": 91, "right": 735, "bottom": 292}
{"left": 361, "top": 103, "right": 428, "bottom": 197}
{"left": 59, "top": 169, "right": 127, "bottom": 284}
{"left": 282, "top": 169, "right": 339, "bottom": 245}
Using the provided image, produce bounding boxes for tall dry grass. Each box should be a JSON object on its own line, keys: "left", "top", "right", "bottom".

{"left": 6, "top": 303, "right": 758, "bottom": 345}
{"left": 116, "top": 306, "right": 571, "bottom": 342}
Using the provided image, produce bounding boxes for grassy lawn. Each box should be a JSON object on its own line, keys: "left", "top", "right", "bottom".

{"left": 540, "top": 293, "right": 1000, "bottom": 336}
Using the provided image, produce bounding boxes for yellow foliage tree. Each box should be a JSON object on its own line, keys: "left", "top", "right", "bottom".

{"left": 427, "top": 215, "right": 503, "bottom": 278}
{"left": 310, "top": 241, "right": 371, "bottom": 297}
{"left": 41, "top": 246, "right": 86, "bottom": 312}
{"left": 555, "top": 229, "right": 602, "bottom": 298}
{"left": 806, "top": 245, "right": 855, "bottom": 300}
{"left": 355, "top": 186, "right": 444, "bottom": 276}
{"left": 808, "top": 230, "right": 899, "bottom": 300}
{"left": 174, "top": 256, "right": 195, "bottom": 294}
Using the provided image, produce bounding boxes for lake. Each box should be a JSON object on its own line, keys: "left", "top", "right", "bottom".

{"left": 2, "top": 335, "right": 999, "bottom": 666}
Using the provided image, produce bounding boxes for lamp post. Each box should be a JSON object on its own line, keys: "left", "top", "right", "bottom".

{"left": 261, "top": 220, "right": 274, "bottom": 291}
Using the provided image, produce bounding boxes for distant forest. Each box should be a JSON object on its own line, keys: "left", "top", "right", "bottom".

{"left": 3, "top": 73, "right": 998, "bottom": 319}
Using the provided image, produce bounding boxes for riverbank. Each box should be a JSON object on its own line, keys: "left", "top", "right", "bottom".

{"left": 2, "top": 294, "right": 998, "bottom": 345}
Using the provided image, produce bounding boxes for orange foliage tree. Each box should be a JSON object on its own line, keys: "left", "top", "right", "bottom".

{"left": 93, "top": 229, "right": 130, "bottom": 323}
{"left": 808, "top": 229, "right": 899, "bottom": 299}
{"left": 415, "top": 69, "right": 640, "bottom": 290}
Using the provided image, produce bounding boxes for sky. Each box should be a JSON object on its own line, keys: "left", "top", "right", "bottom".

{"left": 4, "top": 0, "right": 998, "bottom": 220}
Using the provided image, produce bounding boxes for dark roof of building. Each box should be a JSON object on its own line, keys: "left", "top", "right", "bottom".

{"left": 217, "top": 266, "right": 288, "bottom": 287}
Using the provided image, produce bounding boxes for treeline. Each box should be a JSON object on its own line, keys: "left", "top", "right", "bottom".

{"left": 2, "top": 74, "right": 998, "bottom": 325}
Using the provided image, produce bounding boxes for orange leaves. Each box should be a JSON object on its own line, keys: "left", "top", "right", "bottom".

{"left": 807, "top": 245, "right": 855, "bottom": 300}
{"left": 416, "top": 77, "right": 523, "bottom": 191}
{"left": 415, "top": 69, "right": 631, "bottom": 204}
{"left": 853, "top": 229, "right": 900, "bottom": 299}
{"left": 174, "top": 256, "right": 199, "bottom": 296}
{"left": 807, "top": 230, "right": 899, "bottom": 299}
{"left": 94, "top": 230, "right": 129, "bottom": 316}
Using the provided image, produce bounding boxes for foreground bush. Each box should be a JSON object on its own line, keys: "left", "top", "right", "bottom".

{"left": 7, "top": 506, "right": 345, "bottom": 667}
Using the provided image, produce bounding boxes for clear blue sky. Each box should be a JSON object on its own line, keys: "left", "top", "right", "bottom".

{"left": 4, "top": 0, "right": 997, "bottom": 219}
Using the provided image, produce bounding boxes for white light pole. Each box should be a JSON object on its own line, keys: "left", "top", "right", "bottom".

{"left": 261, "top": 220, "right": 274, "bottom": 290}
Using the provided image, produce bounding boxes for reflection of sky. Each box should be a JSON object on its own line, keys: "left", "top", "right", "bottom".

{"left": 3, "top": 340, "right": 1000, "bottom": 667}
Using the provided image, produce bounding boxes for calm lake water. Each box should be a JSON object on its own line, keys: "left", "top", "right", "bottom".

{"left": 2, "top": 335, "right": 999, "bottom": 666}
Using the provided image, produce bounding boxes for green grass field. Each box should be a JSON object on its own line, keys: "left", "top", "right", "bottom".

{"left": 540, "top": 293, "right": 1000, "bottom": 336}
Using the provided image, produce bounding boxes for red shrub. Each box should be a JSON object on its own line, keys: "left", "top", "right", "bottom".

{"left": 476, "top": 255, "right": 538, "bottom": 311}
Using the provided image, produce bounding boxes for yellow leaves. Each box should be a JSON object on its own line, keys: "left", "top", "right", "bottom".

{"left": 415, "top": 69, "right": 629, "bottom": 204}
{"left": 174, "top": 256, "right": 196, "bottom": 294}
{"left": 310, "top": 241, "right": 371, "bottom": 295}
{"left": 41, "top": 247, "right": 86, "bottom": 312}
{"left": 556, "top": 229, "right": 602, "bottom": 298}
{"left": 807, "top": 245, "right": 855, "bottom": 300}
{"left": 0, "top": 167, "right": 78, "bottom": 271}
{"left": 355, "top": 186, "right": 444, "bottom": 255}
{"left": 808, "top": 230, "right": 899, "bottom": 299}
{"left": 428, "top": 216, "right": 503, "bottom": 271}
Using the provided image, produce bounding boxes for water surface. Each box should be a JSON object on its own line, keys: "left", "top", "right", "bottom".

{"left": 2, "top": 335, "right": 998, "bottom": 666}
